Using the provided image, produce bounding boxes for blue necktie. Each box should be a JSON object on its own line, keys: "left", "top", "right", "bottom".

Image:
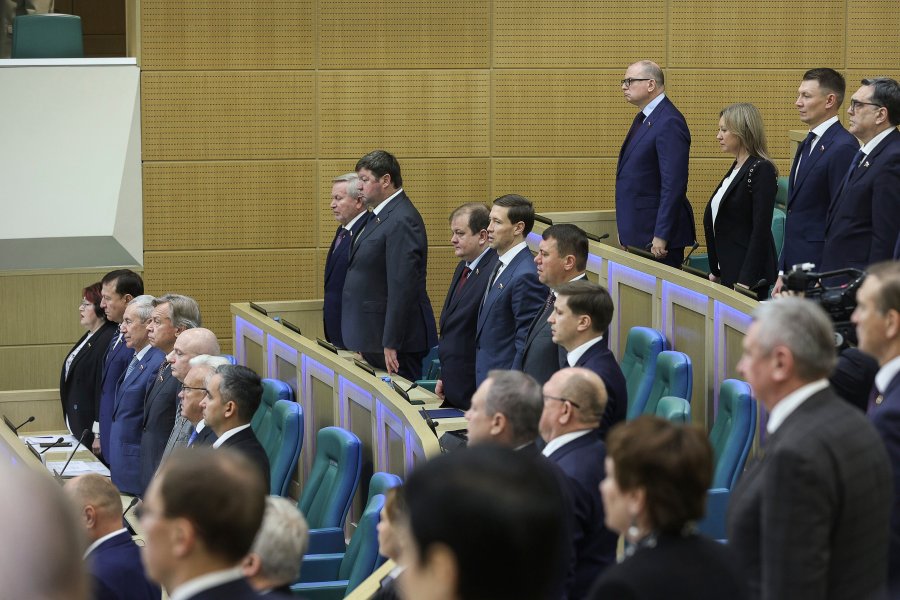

{"left": 123, "top": 354, "right": 139, "bottom": 381}
{"left": 793, "top": 131, "right": 817, "bottom": 179}
{"left": 187, "top": 429, "right": 199, "bottom": 446}
{"left": 840, "top": 148, "right": 865, "bottom": 191}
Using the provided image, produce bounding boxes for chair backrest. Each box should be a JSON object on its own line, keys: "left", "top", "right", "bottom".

{"left": 620, "top": 327, "right": 667, "bottom": 419}
{"left": 263, "top": 399, "right": 304, "bottom": 496}
{"left": 774, "top": 175, "right": 789, "bottom": 210}
{"left": 634, "top": 350, "right": 691, "bottom": 418}
{"left": 12, "top": 14, "right": 83, "bottom": 58}
{"left": 252, "top": 378, "right": 293, "bottom": 443}
{"left": 771, "top": 206, "right": 787, "bottom": 264}
{"left": 654, "top": 396, "right": 691, "bottom": 424}
{"left": 339, "top": 493, "right": 386, "bottom": 594}
{"left": 298, "top": 427, "right": 362, "bottom": 529}
{"left": 420, "top": 345, "right": 440, "bottom": 380}
{"left": 709, "top": 379, "right": 757, "bottom": 489}
{"left": 366, "top": 472, "right": 402, "bottom": 507}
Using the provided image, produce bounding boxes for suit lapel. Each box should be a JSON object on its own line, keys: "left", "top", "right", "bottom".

{"left": 618, "top": 98, "right": 669, "bottom": 174}
{"left": 442, "top": 261, "right": 467, "bottom": 321}
{"left": 827, "top": 130, "right": 898, "bottom": 230}
{"left": 350, "top": 195, "right": 404, "bottom": 261}
{"left": 478, "top": 248, "right": 527, "bottom": 333}
{"left": 790, "top": 126, "right": 837, "bottom": 201}
{"left": 713, "top": 159, "right": 753, "bottom": 221}
{"left": 144, "top": 367, "right": 172, "bottom": 423}
{"left": 324, "top": 225, "right": 343, "bottom": 281}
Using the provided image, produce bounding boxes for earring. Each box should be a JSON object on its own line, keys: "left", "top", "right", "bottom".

{"left": 627, "top": 519, "right": 641, "bottom": 542}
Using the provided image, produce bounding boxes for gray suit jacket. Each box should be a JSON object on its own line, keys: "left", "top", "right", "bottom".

{"left": 727, "top": 386, "right": 892, "bottom": 599}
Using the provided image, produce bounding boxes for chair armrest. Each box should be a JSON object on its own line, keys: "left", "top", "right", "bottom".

{"left": 290, "top": 580, "right": 349, "bottom": 600}
{"left": 697, "top": 488, "right": 730, "bottom": 542}
{"left": 307, "top": 527, "right": 346, "bottom": 554}
{"left": 298, "top": 553, "right": 344, "bottom": 583}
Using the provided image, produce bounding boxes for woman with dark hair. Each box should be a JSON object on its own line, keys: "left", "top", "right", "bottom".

{"left": 59, "top": 282, "right": 118, "bottom": 446}
{"left": 588, "top": 416, "right": 746, "bottom": 599}
{"left": 371, "top": 487, "right": 408, "bottom": 600}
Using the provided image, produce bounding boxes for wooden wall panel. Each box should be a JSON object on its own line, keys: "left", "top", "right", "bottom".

{"left": 492, "top": 159, "right": 617, "bottom": 212}
{"left": 847, "top": 1, "right": 900, "bottom": 70}
{"left": 0, "top": 346, "right": 71, "bottom": 390}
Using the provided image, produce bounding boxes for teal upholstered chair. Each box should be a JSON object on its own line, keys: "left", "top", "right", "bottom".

{"left": 620, "top": 327, "right": 667, "bottom": 420}
{"left": 261, "top": 399, "right": 303, "bottom": 496}
{"left": 11, "top": 14, "right": 83, "bottom": 58}
{"left": 366, "top": 471, "right": 402, "bottom": 506}
{"left": 771, "top": 206, "right": 786, "bottom": 265}
{"left": 654, "top": 396, "right": 691, "bottom": 424}
{"left": 291, "top": 493, "right": 386, "bottom": 600}
{"left": 251, "top": 378, "right": 293, "bottom": 445}
{"left": 640, "top": 351, "right": 693, "bottom": 418}
{"left": 415, "top": 345, "right": 440, "bottom": 393}
{"left": 775, "top": 175, "right": 789, "bottom": 210}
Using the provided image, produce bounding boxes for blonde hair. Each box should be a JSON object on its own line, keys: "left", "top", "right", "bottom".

{"left": 720, "top": 103, "right": 771, "bottom": 162}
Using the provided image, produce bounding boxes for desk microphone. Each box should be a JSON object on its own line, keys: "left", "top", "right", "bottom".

{"left": 585, "top": 232, "right": 610, "bottom": 243}
{"left": 682, "top": 241, "right": 701, "bottom": 266}
{"left": 53, "top": 429, "right": 90, "bottom": 482}
{"left": 7, "top": 415, "right": 35, "bottom": 434}
{"left": 38, "top": 437, "right": 65, "bottom": 455}
{"left": 123, "top": 496, "right": 140, "bottom": 536}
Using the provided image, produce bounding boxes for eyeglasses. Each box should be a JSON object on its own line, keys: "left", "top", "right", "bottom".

{"left": 543, "top": 394, "right": 581, "bottom": 410}
{"left": 621, "top": 78, "right": 652, "bottom": 88}
{"left": 849, "top": 99, "right": 883, "bottom": 112}
{"left": 182, "top": 386, "right": 208, "bottom": 395}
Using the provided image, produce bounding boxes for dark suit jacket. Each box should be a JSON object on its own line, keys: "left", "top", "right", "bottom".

{"left": 59, "top": 320, "right": 117, "bottom": 447}
{"left": 139, "top": 365, "right": 180, "bottom": 494}
{"left": 324, "top": 213, "right": 369, "bottom": 349}
{"left": 546, "top": 429, "right": 617, "bottom": 599}
{"left": 181, "top": 577, "right": 260, "bottom": 600}
{"left": 821, "top": 128, "right": 900, "bottom": 274}
{"left": 870, "top": 371, "right": 900, "bottom": 597}
{"left": 109, "top": 347, "right": 165, "bottom": 495}
{"left": 587, "top": 532, "right": 746, "bottom": 600}
{"left": 574, "top": 340, "right": 628, "bottom": 439}
{"left": 521, "top": 293, "right": 565, "bottom": 386}
{"left": 474, "top": 245, "right": 547, "bottom": 385}
{"left": 193, "top": 424, "right": 218, "bottom": 446}
{"left": 727, "top": 387, "right": 892, "bottom": 599}
{"left": 87, "top": 530, "right": 160, "bottom": 600}
{"left": 341, "top": 192, "right": 437, "bottom": 369}
{"left": 703, "top": 157, "right": 777, "bottom": 293}
{"left": 219, "top": 426, "right": 270, "bottom": 490}
{"left": 97, "top": 333, "right": 132, "bottom": 460}
{"left": 615, "top": 96, "right": 695, "bottom": 249}
{"left": 437, "top": 250, "right": 498, "bottom": 409}
{"left": 781, "top": 121, "right": 858, "bottom": 271}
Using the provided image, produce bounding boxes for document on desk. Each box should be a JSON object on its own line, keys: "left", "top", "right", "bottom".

{"left": 21, "top": 434, "right": 83, "bottom": 448}
{"left": 45, "top": 460, "right": 110, "bottom": 477}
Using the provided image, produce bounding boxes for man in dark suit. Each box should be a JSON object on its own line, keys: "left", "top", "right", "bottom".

{"left": 94, "top": 269, "right": 144, "bottom": 461}
{"left": 342, "top": 150, "right": 437, "bottom": 380}
{"left": 203, "top": 364, "right": 270, "bottom": 490}
{"left": 774, "top": 68, "right": 859, "bottom": 294}
{"left": 522, "top": 223, "right": 589, "bottom": 385}
{"left": 324, "top": 173, "right": 368, "bottom": 349}
{"left": 109, "top": 295, "right": 165, "bottom": 496}
{"left": 549, "top": 280, "right": 627, "bottom": 439}
{"left": 616, "top": 60, "right": 695, "bottom": 267}
{"left": 65, "top": 474, "right": 160, "bottom": 600}
{"left": 434, "top": 202, "right": 498, "bottom": 409}
{"left": 820, "top": 77, "right": 900, "bottom": 276}
{"left": 540, "top": 367, "right": 618, "bottom": 598}
{"left": 139, "top": 293, "right": 202, "bottom": 494}
{"left": 242, "top": 496, "right": 309, "bottom": 596}
{"left": 475, "top": 194, "right": 547, "bottom": 386}
{"left": 465, "top": 369, "right": 544, "bottom": 449}
{"left": 140, "top": 448, "right": 266, "bottom": 600}
{"left": 727, "top": 298, "right": 892, "bottom": 599}
{"left": 852, "top": 261, "right": 900, "bottom": 596}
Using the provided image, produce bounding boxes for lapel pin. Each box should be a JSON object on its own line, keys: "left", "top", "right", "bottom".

{"left": 375, "top": 217, "right": 381, "bottom": 223}
{"left": 864, "top": 161, "right": 870, "bottom": 168}
{"left": 498, "top": 283, "right": 504, "bottom": 290}
{"left": 820, "top": 145, "right": 825, "bottom": 152}
{"left": 474, "top": 268, "right": 480, "bottom": 275}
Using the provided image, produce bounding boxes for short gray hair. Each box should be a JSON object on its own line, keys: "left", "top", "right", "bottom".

{"left": 189, "top": 354, "right": 232, "bottom": 370}
{"left": 250, "top": 496, "right": 309, "bottom": 586}
{"left": 153, "top": 293, "right": 202, "bottom": 329}
{"left": 127, "top": 294, "right": 155, "bottom": 321}
{"left": 753, "top": 298, "right": 837, "bottom": 380}
{"left": 332, "top": 173, "right": 362, "bottom": 200}
{"left": 484, "top": 370, "right": 543, "bottom": 445}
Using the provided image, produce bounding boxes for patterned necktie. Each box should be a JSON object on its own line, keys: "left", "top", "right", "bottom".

{"left": 455, "top": 266, "right": 472, "bottom": 295}
{"left": 334, "top": 228, "right": 348, "bottom": 250}
{"left": 187, "top": 428, "right": 199, "bottom": 446}
{"left": 123, "top": 354, "right": 139, "bottom": 381}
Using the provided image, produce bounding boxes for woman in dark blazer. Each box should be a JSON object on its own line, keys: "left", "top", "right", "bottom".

{"left": 59, "top": 282, "right": 117, "bottom": 446}
{"left": 703, "top": 102, "right": 778, "bottom": 299}
{"left": 588, "top": 416, "right": 746, "bottom": 600}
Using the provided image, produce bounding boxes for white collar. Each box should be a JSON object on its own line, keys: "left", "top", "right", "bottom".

{"left": 212, "top": 423, "right": 251, "bottom": 448}
{"left": 809, "top": 115, "right": 839, "bottom": 140}
{"left": 766, "top": 379, "right": 829, "bottom": 433}
{"left": 860, "top": 127, "right": 895, "bottom": 156}
{"left": 875, "top": 355, "right": 900, "bottom": 394}
{"left": 466, "top": 246, "right": 492, "bottom": 270}
{"left": 196, "top": 419, "right": 207, "bottom": 433}
{"left": 566, "top": 335, "right": 604, "bottom": 367}
{"left": 343, "top": 210, "right": 367, "bottom": 231}
{"left": 168, "top": 567, "right": 245, "bottom": 600}
{"left": 134, "top": 344, "right": 152, "bottom": 361}
{"left": 84, "top": 528, "right": 128, "bottom": 559}
{"left": 371, "top": 188, "right": 404, "bottom": 215}
{"left": 496, "top": 241, "right": 528, "bottom": 266}
{"left": 541, "top": 429, "right": 593, "bottom": 458}
{"left": 642, "top": 92, "right": 666, "bottom": 118}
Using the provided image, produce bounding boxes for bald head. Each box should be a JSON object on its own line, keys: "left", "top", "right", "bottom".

{"left": 65, "top": 474, "right": 125, "bottom": 542}
{"left": 167, "top": 327, "right": 221, "bottom": 382}
{"left": 540, "top": 367, "right": 608, "bottom": 442}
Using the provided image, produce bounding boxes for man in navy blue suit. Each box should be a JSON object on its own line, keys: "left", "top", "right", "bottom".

{"left": 94, "top": 269, "right": 143, "bottom": 462}
{"left": 108, "top": 295, "right": 165, "bottom": 496}
{"left": 324, "top": 173, "right": 368, "bottom": 349}
{"left": 616, "top": 60, "right": 695, "bottom": 267}
{"left": 852, "top": 261, "right": 900, "bottom": 597}
{"left": 475, "top": 194, "right": 547, "bottom": 386}
{"left": 140, "top": 448, "right": 266, "bottom": 600}
{"left": 774, "top": 68, "right": 859, "bottom": 294}
{"left": 65, "top": 474, "right": 160, "bottom": 600}
{"left": 549, "top": 280, "right": 627, "bottom": 439}
{"left": 820, "top": 77, "right": 900, "bottom": 276}
{"left": 434, "top": 203, "right": 498, "bottom": 409}
{"left": 540, "top": 367, "right": 618, "bottom": 598}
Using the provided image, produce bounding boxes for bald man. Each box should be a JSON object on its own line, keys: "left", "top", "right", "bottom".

{"left": 65, "top": 474, "right": 160, "bottom": 600}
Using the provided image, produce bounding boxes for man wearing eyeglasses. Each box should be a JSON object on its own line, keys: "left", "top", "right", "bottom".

{"left": 820, "top": 77, "right": 900, "bottom": 277}
{"left": 615, "top": 60, "right": 695, "bottom": 267}
{"left": 540, "top": 367, "right": 617, "bottom": 599}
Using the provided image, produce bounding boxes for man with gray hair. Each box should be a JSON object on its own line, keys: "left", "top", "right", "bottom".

{"left": 464, "top": 369, "right": 543, "bottom": 451}
{"left": 728, "top": 297, "right": 892, "bottom": 599}
{"left": 185, "top": 354, "right": 232, "bottom": 447}
{"left": 242, "top": 496, "right": 310, "bottom": 595}
{"left": 324, "top": 173, "right": 369, "bottom": 349}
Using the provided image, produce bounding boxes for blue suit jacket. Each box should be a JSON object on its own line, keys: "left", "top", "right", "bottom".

{"left": 474, "top": 245, "right": 547, "bottom": 385}
{"left": 870, "top": 372, "right": 900, "bottom": 597}
{"left": 437, "top": 250, "right": 498, "bottom": 409}
{"left": 139, "top": 365, "right": 180, "bottom": 494}
{"left": 821, "top": 128, "right": 900, "bottom": 274}
{"left": 781, "top": 121, "right": 858, "bottom": 271}
{"left": 546, "top": 430, "right": 618, "bottom": 599}
{"left": 615, "top": 96, "right": 695, "bottom": 249}
{"left": 87, "top": 530, "right": 160, "bottom": 600}
{"left": 185, "top": 577, "right": 260, "bottom": 600}
{"left": 324, "top": 213, "right": 369, "bottom": 349}
{"left": 97, "top": 333, "right": 132, "bottom": 460}
{"left": 109, "top": 346, "right": 165, "bottom": 495}
{"left": 574, "top": 340, "right": 628, "bottom": 439}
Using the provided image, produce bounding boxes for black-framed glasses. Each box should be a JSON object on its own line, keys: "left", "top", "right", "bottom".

{"left": 849, "top": 99, "right": 883, "bottom": 111}
{"left": 543, "top": 394, "right": 581, "bottom": 410}
{"left": 182, "top": 386, "right": 208, "bottom": 395}
{"left": 621, "top": 78, "right": 652, "bottom": 88}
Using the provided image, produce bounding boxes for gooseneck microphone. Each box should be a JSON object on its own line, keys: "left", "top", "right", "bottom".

{"left": 682, "top": 241, "right": 701, "bottom": 266}
{"left": 53, "top": 429, "right": 90, "bottom": 481}
{"left": 10, "top": 415, "right": 35, "bottom": 434}
{"left": 39, "top": 437, "right": 65, "bottom": 455}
